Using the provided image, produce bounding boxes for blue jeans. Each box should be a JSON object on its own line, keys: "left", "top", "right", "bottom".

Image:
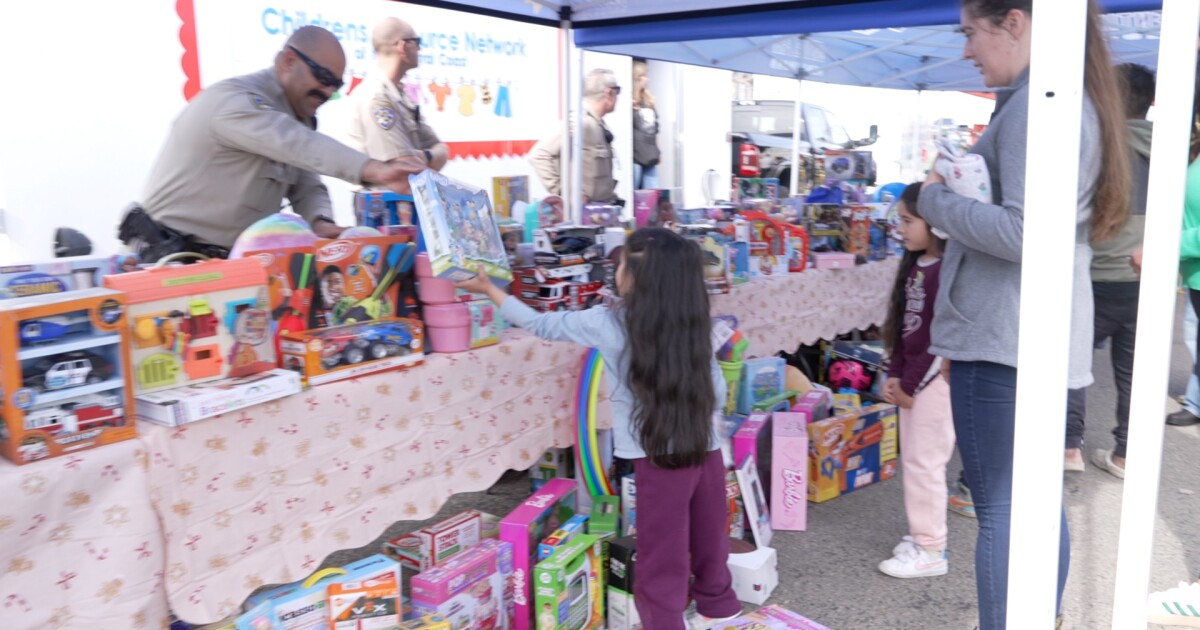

{"left": 633, "top": 163, "right": 659, "bottom": 190}
{"left": 950, "top": 360, "right": 1070, "bottom": 630}
{"left": 1184, "top": 296, "right": 1200, "bottom": 414}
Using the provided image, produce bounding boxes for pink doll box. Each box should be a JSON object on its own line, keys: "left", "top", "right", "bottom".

{"left": 770, "top": 411, "right": 809, "bottom": 532}
{"left": 810, "top": 252, "right": 856, "bottom": 269}
{"left": 792, "top": 389, "right": 831, "bottom": 424}
{"left": 423, "top": 299, "right": 505, "bottom": 353}
{"left": 410, "top": 539, "right": 514, "bottom": 630}
{"left": 498, "top": 478, "right": 578, "bottom": 630}
{"left": 722, "top": 605, "right": 831, "bottom": 630}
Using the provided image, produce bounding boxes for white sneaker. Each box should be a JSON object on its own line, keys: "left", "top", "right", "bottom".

{"left": 879, "top": 544, "right": 948, "bottom": 579}
{"left": 892, "top": 534, "right": 917, "bottom": 557}
{"left": 1147, "top": 581, "right": 1200, "bottom": 627}
{"left": 686, "top": 609, "right": 742, "bottom": 629}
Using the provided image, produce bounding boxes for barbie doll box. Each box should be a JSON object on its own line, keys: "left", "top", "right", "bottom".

{"left": 498, "top": 478, "right": 578, "bottom": 630}
{"left": 807, "top": 404, "right": 899, "bottom": 503}
{"left": 770, "top": 411, "right": 808, "bottom": 532}
{"left": 410, "top": 169, "right": 512, "bottom": 286}
{"left": 410, "top": 538, "right": 514, "bottom": 630}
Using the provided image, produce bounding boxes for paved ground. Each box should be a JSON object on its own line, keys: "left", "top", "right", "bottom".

{"left": 312, "top": 296, "right": 1200, "bottom": 630}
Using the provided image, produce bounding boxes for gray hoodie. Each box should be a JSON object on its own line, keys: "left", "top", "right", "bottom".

{"left": 919, "top": 68, "right": 1101, "bottom": 388}
{"left": 1090, "top": 119, "right": 1150, "bottom": 283}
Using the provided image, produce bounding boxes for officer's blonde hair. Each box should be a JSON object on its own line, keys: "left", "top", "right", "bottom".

{"left": 583, "top": 69, "right": 618, "bottom": 103}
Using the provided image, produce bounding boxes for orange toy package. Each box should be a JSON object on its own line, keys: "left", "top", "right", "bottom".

{"left": 312, "top": 237, "right": 417, "bottom": 328}
{"left": 238, "top": 246, "right": 319, "bottom": 356}
{"left": 103, "top": 258, "right": 275, "bottom": 395}
{"left": 327, "top": 572, "right": 401, "bottom": 630}
{"left": 0, "top": 287, "right": 137, "bottom": 464}
{"left": 280, "top": 317, "right": 424, "bottom": 387}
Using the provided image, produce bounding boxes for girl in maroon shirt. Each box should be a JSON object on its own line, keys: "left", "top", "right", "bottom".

{"left": 878, "top": 182, "right": 956, "bottom": 579}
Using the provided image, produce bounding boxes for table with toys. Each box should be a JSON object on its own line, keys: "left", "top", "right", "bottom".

{"left": 0, "top": 174, "right": 905, "bottom": 629}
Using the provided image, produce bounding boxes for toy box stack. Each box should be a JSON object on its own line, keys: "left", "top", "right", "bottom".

{"left": 0, "top": 287, "right": 137, "bottom": 464}
{"left": 510, "top": 223, "right": 611, "bottom": 314}
{"left": 410, "top": 538, "right": 515, "bottom": 629}
{"left": 533, "top": 534, "right": 605, "bottom": 630}
{"left": 807, "top": 403, "right": 899, "bottom": 503}
{"left": 415, "top": 254, "right": 505, "bottom": 353}
{"left": 237, "top": 554, "right": 403, "bottom": 629}
{"left": 498, "top": 478, "right": 578, "bottom": 630}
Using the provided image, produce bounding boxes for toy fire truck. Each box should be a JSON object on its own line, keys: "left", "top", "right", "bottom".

{"left": 513, "top": 266, "right": 606, "bottom": 313}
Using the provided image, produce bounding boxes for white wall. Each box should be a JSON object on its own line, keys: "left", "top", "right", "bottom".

{"left": 678, "top": 66, "right": 734, "bottom": 207}
{"left": 0, "top": 0, "right": 185, "bottom": 262}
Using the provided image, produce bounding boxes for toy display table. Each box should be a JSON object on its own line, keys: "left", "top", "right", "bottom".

{"left": 143, "top": 328, "right": 599, "bottom": 623}
{"left": 0, "top": 258, "right": 898, "bottom": 627}
{"left": 0, "top": 438, "right": 170, "bottom": 629}
{"left": 711, "top": 258, "right": 898, "bottom": 358}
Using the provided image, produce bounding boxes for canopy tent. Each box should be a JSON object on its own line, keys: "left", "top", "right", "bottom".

{"left": 406, "top": 1, "right": 1164, "bottom": 90}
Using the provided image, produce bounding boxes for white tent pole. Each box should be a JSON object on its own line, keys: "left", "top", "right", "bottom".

{"left": 559, "top": 12, "right": 573, "bottom": 218}
{"left": 791, "top": 77, "right": 803, "bottom": 196}
{"left": 1008, "top": 0, "right": 1086, "bottom": 626}
{"left": 912, "top": 89, "right": 923, "bottom": 180}
{"left": 1111, "top": 1, "right": 1200, "bottom": 627}
{"left": 572, "top": 49, "right": 585, "bottom": 224}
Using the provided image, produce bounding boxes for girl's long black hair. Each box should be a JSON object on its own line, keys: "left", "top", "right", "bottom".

{"left": 883, "top": 183, "right": 942, "bottom": 356}
{"left": 618, "top": 228, "right": 714, "bottom": 469}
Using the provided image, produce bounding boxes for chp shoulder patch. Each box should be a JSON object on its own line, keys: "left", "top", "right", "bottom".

{"left": 373, "top": 106, "right": 398, "bottom": 131}
{"left": 247, "top": 93, "right": 272, "bottom": 110}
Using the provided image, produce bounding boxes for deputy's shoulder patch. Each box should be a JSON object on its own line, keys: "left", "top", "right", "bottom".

{"left": 374, "top": 106, "right": 398, "bottom": 130}
{"left": 247, "top": 93, "right": 272, "bottom": 111}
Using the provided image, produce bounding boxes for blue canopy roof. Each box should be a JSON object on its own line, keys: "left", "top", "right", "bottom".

{"left": 402, "top": 0, "right": 1163, "bottom": 90}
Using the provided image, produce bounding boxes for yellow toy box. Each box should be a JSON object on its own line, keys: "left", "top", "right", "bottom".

{"left": 102, "top": 258, "right": 275, "bottom": 394}
{"left": 807, "top": 403, "right": 899, "bottom": 503}
{"left": 0, "top": 288, "right": 136, "bottom": 464}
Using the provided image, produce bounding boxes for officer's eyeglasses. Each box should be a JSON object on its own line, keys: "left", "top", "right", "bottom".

{"left": 288, "top": 45, "right": 345, "bottom": 90}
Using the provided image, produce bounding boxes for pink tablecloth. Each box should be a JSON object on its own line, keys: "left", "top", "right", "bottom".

{"left": 0, "top": 438, "right": 169, "bottom": 630}
{"left": 142, "top": 329, "right": 603, "bottom": 623}
{"left": 711, "top": 258, "right": 899, "bottom": 357}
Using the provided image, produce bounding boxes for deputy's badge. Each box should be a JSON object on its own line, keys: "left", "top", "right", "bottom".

{"left": 374, "top": 106, "right": 398, "bottom": 131}
{"left": 247, "top": 93, "right": 271, "bottom": 110}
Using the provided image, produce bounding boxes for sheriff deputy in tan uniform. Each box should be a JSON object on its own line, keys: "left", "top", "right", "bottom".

{"left": 529, "top": 68, "right": 620, "bottom": 204}
{"left": 131, "top": 26, "right": 422, "bottom": 259}
{"left": 348, "top": 18, "right": 449, "bottom": 194}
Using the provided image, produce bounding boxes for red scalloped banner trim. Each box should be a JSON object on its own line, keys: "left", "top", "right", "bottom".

{"left": 445, "top": 140, "right": 537, "bottom": 160}
{"left": 178, "top": 0, "right": 201, "bottom": 101}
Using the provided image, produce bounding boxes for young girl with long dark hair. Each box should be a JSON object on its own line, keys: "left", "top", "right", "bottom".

{"left": 456, "top": 228, "right": 740, "bottom": 630}
{"left": 879, "top": 182, "right": 955, "bottom": 579}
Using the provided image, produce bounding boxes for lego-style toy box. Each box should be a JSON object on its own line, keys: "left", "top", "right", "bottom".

{"left": 383, "top": 509, "right": 483, "bottom": 572}
{"left": 499, "top": 478, "right": 578, "bottom": 630}
{"left": 103, "top": 258, "right": 275, "bottom": 395}
{"left": 135, "top": 368, "right": 301, "bottom": 427}
{"left": 0, "top": 256, "right": 111, "bottom": 299}
{"left": 279, "top": 317, "right": 424, "bottom": 387}
{"left": 0, "top": 287, "right": 136, "bottom": 464}
{"left": 533, "top": 534, "right": 605, "bottom": 630}
{"left": 312, "top": 237, "right": 417, "bottom": 327}
{"left": 410, "top": 538, "right": 514, "bottom": 630}
{"left": 807, "top": 404, "right": 899, "bottom": 503}
{"left": 411, "top": 169, "right": 512, "bottom": 285}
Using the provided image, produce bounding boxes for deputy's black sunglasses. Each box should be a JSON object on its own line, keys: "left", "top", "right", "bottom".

{"left": 288, "top": 45, "right": 344, "bottom": 90}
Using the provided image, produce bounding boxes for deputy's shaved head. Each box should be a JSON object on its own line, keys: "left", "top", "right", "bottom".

{"left": 373, "top": 18, "right": 415, "bottom": 55}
